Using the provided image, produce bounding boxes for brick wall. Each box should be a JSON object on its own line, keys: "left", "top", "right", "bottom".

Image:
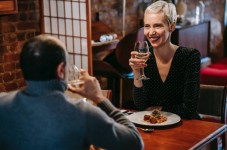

{"left": 91, "top": 0, "right": 226, "bottom": 60}
{"left": 0, "top": 0, "right": 40, "bottom": 92}
{"left": 91, "top": 0, "right": 140, "bottom": 35}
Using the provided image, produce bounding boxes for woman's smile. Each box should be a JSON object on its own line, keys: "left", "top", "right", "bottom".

{"left": 149, "top": 35, "right": 160, "bottom": 43}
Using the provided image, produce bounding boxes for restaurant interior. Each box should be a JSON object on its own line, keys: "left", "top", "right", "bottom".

{"left": 1, "top": 0, "right": 227, "bottom": 149}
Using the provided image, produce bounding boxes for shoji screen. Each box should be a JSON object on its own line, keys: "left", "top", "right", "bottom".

{"left": 40, "top": 0, "right": 92, "bottom": 73}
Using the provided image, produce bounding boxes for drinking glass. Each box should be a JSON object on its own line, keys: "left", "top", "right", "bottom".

{"left": 67, "top": 64, "right": 84, "bottom": 88}
{"left": 134, "top": 41, "right": 150, "bottom": 80}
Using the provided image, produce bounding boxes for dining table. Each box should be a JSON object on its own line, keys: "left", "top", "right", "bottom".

{"left": 137, "top": 119, "right": 227, "bottom": 150}
{"left": 65, "top": 91, "right": 227, "bottom": 150}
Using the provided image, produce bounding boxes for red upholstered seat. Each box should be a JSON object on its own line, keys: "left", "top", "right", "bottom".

{"left": 209, "top": 58, "right": 227, "bottom": 69}
{"left": 200, "top": 58, "right": 227, "bottom": 86}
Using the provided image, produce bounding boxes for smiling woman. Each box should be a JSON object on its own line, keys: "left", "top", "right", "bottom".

{"left": 129, "top": 1, "right": 201, "bottom": 120}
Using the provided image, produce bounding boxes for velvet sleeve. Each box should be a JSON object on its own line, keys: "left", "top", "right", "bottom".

{"left": 162, "top": 49, "right": 201, "bottom": 119}
{"left": 133, "top": 85, "right": 150, "bottom": 110}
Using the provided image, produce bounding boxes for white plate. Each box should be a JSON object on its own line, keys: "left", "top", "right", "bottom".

{"left": 127, "top": 111, "right": 181, "bottom": 127}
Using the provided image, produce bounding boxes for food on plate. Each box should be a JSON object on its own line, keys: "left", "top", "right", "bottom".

{"left": 143, "top": 109, "right": 167, "bottom": 124}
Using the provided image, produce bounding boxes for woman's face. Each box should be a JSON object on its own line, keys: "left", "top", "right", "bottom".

{"left": 144, "top": 11, "right": 172, "bottom": 48}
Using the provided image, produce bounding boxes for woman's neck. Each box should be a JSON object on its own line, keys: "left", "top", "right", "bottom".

{"left": 153, "top": 43, "right": 178, "bottom": 63}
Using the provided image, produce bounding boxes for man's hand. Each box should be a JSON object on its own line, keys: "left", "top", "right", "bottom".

{"left": 67, "top": 69, "right": 108, "bottom": 104}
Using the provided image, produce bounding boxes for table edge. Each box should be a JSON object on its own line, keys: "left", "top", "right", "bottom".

{"left": 189, "top": 124, "right": 227, "bottom": 150}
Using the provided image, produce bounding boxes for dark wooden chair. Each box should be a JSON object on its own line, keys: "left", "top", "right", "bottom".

{"left": 198, "top": 84, "right": 227, "bottom": 150}
{"left": 93, "top": 28, "right": 146, "bottom": 108}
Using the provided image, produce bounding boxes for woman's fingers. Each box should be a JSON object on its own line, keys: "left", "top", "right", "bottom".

{"left": 129, "top": 51, "right": 150, "bottom": 70}
{"left": 129, "top": 58, "right": 147, "bottom": 68}
{"left": 131, "top": 51, "right": 138, "bottom": 58}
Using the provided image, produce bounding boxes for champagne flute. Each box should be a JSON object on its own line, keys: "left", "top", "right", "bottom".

{"left": 134, "top": 41, "right": 150, "bottom": 80}
{"left": 67, "top": 64, "right": 84, "bottom": 88}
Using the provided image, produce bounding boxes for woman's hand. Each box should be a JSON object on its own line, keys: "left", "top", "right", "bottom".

{"left": 129, "top": 51, "right": 151, "bottom": 78}
{"left": 67, "top": 69, "right": 108, "bottom": 104}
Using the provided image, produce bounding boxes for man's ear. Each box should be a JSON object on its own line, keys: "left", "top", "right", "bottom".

{"left": 57, "top": 62, "right": 65, "bottom": 80}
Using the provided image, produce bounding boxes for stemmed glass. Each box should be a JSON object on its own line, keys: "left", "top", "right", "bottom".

{"left": 134, "top": 41, "right": 150, "bottom": 80}
{"left": 67, "top": 64, "right": 84, "bottom": 88}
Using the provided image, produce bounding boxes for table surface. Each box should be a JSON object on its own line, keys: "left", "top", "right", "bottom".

{"left": 138, "top": 119, "right": 227, "bottom": 150}
{"left": 63, "top": 95, "right": 226, "bottom": 150}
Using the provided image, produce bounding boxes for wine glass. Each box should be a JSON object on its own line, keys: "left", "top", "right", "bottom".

{"left": 134, "top": 41, "right": 150, "bottom": 80}
{"left": 67, "top": 64, "right": 84, "bottom": 88}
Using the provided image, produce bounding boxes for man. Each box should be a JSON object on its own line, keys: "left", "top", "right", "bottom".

{"left": 0, "top": 35, "right": 143, "bottom": 150}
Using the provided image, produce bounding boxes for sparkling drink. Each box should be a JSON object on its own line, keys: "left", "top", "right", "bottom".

{"left": 134, "top": 41, "right": 150, "bottom": 80}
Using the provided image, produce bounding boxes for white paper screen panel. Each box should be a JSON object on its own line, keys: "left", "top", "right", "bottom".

{"left": 58, "top": 1, "right": 64, "bottom": 18}
{"left": 50, "top": 0, "right": 57, "bottom": 17}
{"left": 58, "top": 19, "right": 65, "bottom": 35}
{"left": 42, "top": 0, "right": 89, "bottom": 70}
{"left": 80, "top": 3, "right": 86, "bottom": 20}
{"left": 72, "top": 3, "right": 79, "bottom": 19}
{"left": 73, "top": 20, "right": 80, "bottom": 37}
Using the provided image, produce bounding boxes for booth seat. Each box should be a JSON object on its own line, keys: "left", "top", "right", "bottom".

{"left": 200, "top": 57, "right": 227, "bottom": 86}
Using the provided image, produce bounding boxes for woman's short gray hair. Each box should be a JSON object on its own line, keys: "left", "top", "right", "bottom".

{"left": 145, "top": 0, "right": 177, "bottom": 25}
